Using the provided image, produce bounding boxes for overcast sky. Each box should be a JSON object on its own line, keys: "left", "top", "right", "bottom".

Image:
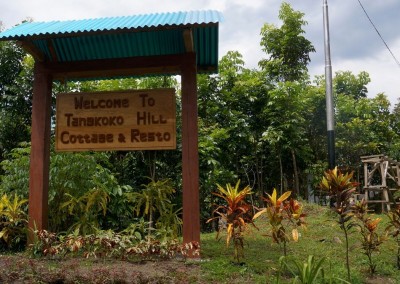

{"left": 1, "top": 0, "right": 399, "bottom": 106}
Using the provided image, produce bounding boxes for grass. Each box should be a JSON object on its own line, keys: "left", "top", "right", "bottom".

{"left": 199, "top": 202, "right": 400, "bottom": 283}
{"left": 1, "top": 203, "right": 399, "bottom": 283}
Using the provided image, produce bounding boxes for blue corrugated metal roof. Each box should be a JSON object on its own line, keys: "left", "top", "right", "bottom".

{"left": 0, "top": 10, "right": 222, "bottom": 74}
{"left": 0, "top": 10, "right": 222, "bottom": 39}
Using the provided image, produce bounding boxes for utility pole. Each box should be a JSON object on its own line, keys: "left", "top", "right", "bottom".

{"left": 323, "top": 0, "right": 335, "bottom": 169}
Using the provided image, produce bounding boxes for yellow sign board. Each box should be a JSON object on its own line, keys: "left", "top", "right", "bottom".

{"left": 56, "top": 89, "right": 176, "bottom": 151}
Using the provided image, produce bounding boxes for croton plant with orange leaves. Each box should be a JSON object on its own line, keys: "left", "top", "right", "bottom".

{"left": 353, "top": 199, "right": 387, "bottom": 275}
{"left": 253, "top": 188, "right": 306, "bottom": 256}
{"left": 207, "top": 180, "right": 258, "bottom": 263}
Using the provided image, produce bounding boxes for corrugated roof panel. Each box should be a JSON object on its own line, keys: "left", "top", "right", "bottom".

{"left": 193, "top": 26, "right": 218, "bottom": 67}
{"left": 0, "top": 10, "right": 222, "bottom": 39}
{"left": 43, "top": 29, "right": 186, "bottom": 62}
{"left": 0, "top": 10, "right": 222, "bottom": 74}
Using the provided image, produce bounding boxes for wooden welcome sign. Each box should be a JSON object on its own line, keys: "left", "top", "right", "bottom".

{"left": 56, "top": 89, "right": 176, "bottom": 151}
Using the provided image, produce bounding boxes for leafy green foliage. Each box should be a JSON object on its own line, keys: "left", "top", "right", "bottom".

{"left": 262, "top": 81, "right": 313, "bottom": 196}
{"left": 0, "top": 143, "right": 131, "bottom": 233}
{"left": 0, "top": 42, "right": 33, "bottom": 160}
{"left": 0, "top": 193, "right": 28, "bottom": 250}
{"left": 30, "top": 228, "right": 199, "bottom": 260}
{"left": 279, "top": 255, "right": 326, "bottom": 284}
{"left": 335, "top": 93, "right": 396, "bottom": 169}
{"left": 259, "top": 2, "right": 315, "bottom": 82}
{"left": 127, "top": 179, "right": 182, "bottom": 241}
{"left": 61, "top": 188, "right": 110, "bottom": 235}
{"left": 0, "top": 143, "right": 30, "bottom": 197}
{"left": 334, "top": 71, "right": 370, "bottom": 100}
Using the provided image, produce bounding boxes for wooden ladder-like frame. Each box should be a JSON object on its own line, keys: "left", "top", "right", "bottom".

{"left": 361, "top": 154, "right": 400, "bottom": 212}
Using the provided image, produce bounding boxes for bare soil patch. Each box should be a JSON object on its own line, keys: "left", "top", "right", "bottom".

{"left": 0, "top": 254, "right": 201, "bottom": 283}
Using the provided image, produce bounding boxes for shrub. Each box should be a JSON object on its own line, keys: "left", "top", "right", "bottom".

{"left": 30, "top": 228, "right": 199, "bottom": 260}
{"left": 0, "top": 193, "right": 28, "bottom": 250}
{"left": 207, "top": 180, "right": 257, "bottom": 263}
{"left": 386, "top": 204, "right": 400, "bottom": 269}
{"left": 255, "top": 188, "right": 306, "bottom": 256}
{"left": 319, "top": 167, "right": 358, "bottom": 281}
{"left": 353, "top": 199, "right": 387, "bottom": 274}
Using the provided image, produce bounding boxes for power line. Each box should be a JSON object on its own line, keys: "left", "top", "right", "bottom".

{"left": 357, "top": 0, "right": 400, "bottom": 68}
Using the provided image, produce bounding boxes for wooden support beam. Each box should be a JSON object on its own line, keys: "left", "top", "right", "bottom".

{"left": 180, "top": 52, "right": 200, "bottom": 255}
{"left": 18, "top": 40, "right": 45, "bottom": 62}
{"left": 183, "top": 29, "right": 194, "bottom": 53}
{"left": 43, "top": 54, "right": 184, "bottom": 80}
{"left": 364, "top": 160, "right": 369, "bottom": 201}
{"left": 28, "top": 62, "right": 52, "bottom": 241}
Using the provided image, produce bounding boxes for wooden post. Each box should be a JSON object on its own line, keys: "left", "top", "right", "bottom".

{"left": 28, "top": 62, "right": 52, "bottom": 240}
{"left": 180, "top": 53, "right": 200, "bottom": 253}
{"left": 381, "top": 161, "right": 391, "bottom": 212}
{"left": 363, "top": 161, "right": 369, "bottom": 202}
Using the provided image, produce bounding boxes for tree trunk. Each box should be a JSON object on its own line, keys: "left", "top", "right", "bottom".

{"left": 279, "top": 154, "right": 283, "bottom": 196}
{"left": 148, "top": 205, "right": 153, "bottom": 244}
{"left": 291, "top": 149, "right": 300, "bottom": 197}
{"left": 148, "top": 151, "right": 156, "bottom": 180}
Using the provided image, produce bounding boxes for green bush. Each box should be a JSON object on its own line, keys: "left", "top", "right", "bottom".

{"left": 0, "top": 143, "right": 132, "bottom": 233}
{"left": 0, "top": 193, "right": 28, "bottom": 251}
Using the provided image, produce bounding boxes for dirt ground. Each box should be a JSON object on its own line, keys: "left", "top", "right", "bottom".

{"left": 1, "top": 254, "right": 397, "bottom": 283}
{"left": 0, "top": 254, "right": 202, "bottom": 283}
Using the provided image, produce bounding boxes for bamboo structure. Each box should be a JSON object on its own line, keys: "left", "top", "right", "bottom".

{"left": 361, "top": 154, "right": 400, "bottom": 212}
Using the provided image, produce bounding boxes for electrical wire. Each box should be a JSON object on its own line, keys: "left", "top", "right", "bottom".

{"left": 357, "top": 0, "right": 400, "bottom": 68}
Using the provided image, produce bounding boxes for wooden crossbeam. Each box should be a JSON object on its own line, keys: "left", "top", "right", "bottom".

{"left": 18, "top": 40, "right": 45, "bottom": 62}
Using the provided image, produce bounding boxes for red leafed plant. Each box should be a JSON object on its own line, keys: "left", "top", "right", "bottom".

{"left": 207, "top": 180, "right": 257, "bottom": 263}
{"left": 386, "top": 204, "right": 400, "bottom": 270}
{"left": 319, "top": 167, "right": 359, "bottom": 281}
{"left": 254, "top": 189, "right": 306, "bottom": 256}
{"left": 353, "top": 199, "right": 387, "bottom": 275}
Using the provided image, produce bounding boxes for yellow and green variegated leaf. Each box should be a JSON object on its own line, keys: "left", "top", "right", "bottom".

{"left": 216, "top": 184, "right": 229, "bottom": 197}
{"left": 332, "top": 167, "right": 337, "bottom": 177}
{"left": 238, "top": 217, "right": 246, "bottom": 227}
{"left": 226, "top": 224, "right": 233, "bottom": 246}
{"left": 253, "top": 208, "right": 267, "bottom": 220}
{"left": 0, "top": 229, "right": 9, "bottom": 242}
{"left": 270, "top": 188, "right": 277, "bottom": 204}
{"left": 278, "top": 191, "right": 291, "bottom": 204}
{"left": 292, "top": 228, "right": 299, "bottom": 242}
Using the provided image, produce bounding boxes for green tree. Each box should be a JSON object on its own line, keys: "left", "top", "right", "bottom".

{"left": 258, "top": 2, "right": 315, "bottom": 197}
{"left": 335, "top": 90, "right": 396, "bottom": 173}
{"left": 259, "top": 2, "right": 315, "bottom": 82}
{"left": 262, "top": 81, "right": 312, "bottom": 196}
{"left": 0, "top": 42, "right": 33, "bottom": 160}
{"left": 198, "top": 51, "right": 273, "bottom": 206}
{"left": 334, "top": 71, "right": 370, "bottom": 100}
{"left": 389, "top": 98, "right": 400, "bottom": 159}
